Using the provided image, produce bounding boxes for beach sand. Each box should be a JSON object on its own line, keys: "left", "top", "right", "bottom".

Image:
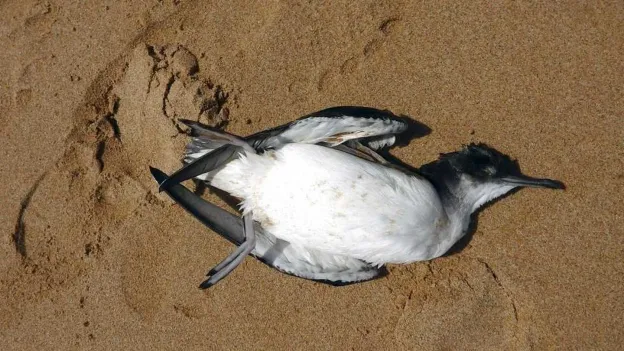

{"left": 1, "top": 1, "right": 622, "bottom": 349}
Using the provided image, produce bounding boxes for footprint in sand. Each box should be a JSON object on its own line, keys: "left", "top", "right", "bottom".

{"left": 7, "top": 42, "right": 228, "bottom": 321}
{"left": 95, "top": 43, "right": 230, "bottom": 319}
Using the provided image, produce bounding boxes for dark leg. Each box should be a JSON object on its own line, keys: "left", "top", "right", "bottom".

{"left": 349, "top": 141, "right": 389, "bottom": 164}
{"left": 199, "top": 212, "right": 257, "bottom": 288}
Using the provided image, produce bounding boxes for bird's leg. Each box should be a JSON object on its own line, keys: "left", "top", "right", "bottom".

{"left": 200, "top": 212, "right": 256, "bottom": 289}
{"left": 332, "top": 143, "right": 376, "bottom": 163}
{"left": 349, "top": 141, "right": 389, "bottom": 164}
{"left": 151, "top": 148, "right": 257, "bottom": 289}
{"left": 154, "top": 132, "right": 259, "bottom": 288}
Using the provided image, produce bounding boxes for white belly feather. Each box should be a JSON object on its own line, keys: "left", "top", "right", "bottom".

{"left": 210, "top": 143, "right": 446, "bottom": 265}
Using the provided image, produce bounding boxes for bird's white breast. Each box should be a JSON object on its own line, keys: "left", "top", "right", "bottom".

{"left": 210, "top": 144, "right": 447, "bottom": 265}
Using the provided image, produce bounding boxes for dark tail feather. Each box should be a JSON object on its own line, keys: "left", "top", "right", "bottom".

{"left": 158, "top": 144, "right": 244, "bottom": 192}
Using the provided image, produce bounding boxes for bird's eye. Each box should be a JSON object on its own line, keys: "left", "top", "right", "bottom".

{"left": 485, "top": 165, "right": 496, "bottom": 175}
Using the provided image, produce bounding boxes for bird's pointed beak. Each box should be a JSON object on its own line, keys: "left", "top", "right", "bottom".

{"left": 501, "top": 175, "right": 565, "bottom": 190}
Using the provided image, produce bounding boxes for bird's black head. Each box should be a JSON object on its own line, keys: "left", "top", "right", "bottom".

{"left": 445, "top": 143, "right": 516, "bottom": 180}
{"left": 419, "top": 143, "right": 565, "bottom": 210}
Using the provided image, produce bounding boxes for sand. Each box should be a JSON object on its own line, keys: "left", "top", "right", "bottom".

{"left": 1, "top": 1, "right": 623, "bottom": 350}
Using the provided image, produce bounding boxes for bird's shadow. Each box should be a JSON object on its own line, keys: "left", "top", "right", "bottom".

{"left": 371, "top": 113, "right": 431, "bottom": 172}
{"left": 393, "top": 114, "right": 432, "bottom": 147}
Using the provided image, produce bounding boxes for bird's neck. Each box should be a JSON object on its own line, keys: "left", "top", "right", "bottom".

{"left": 429, "top": 177, "right": 517, "bottom": 257}
{"left": 454, "top": 179, "right": 517, "bottom": 213}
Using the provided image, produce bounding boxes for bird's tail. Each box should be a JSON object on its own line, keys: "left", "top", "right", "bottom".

{"left": 180, "top": 119, "right": 246, "bottom": 166}
{"left": 184, "top": 137, "right": 223, "bottom": 164}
